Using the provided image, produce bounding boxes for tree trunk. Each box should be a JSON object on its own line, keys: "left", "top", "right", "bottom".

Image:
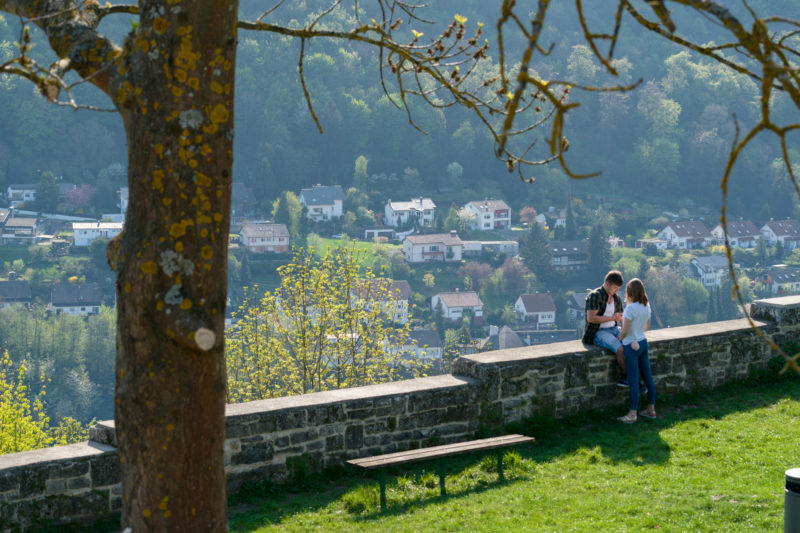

{"left": 110, "top": 2, "right": 239, "bottom": 530}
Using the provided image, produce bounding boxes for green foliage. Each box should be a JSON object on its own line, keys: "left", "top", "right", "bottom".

{"left": 226, "top": 246, "right": 429, "bottom": 402}
{"left": 229, "top": 376, "right": 798, "bottom": 531}
{"left": 0, "top": 350, "right": 90, "bottom": 454}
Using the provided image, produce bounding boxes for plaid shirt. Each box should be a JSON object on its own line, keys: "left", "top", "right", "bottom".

{"left": 581, "top": 285, "right": 623, "bottom": 344}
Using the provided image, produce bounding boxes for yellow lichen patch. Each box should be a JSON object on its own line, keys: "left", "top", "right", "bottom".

{"left": 154, "top": 101, "right": 160, "bottom": 110}
{"left": 201, "top": 246, "right": 213, "bottom": 260}
{"left": 210, "top": 81, "right": 223, "bottom": 94}
{"left": 169, "top": 222, "right": 187, "bottom": 239}
{"left": 152, "top": 169, "right": 164, "bottom": 190}
{"left": 224, "top": 84, "right": 231, "bottom": 95}
{"left": 209, "top": 104, "right": 229, "bottom": 124}
{"left": 188, "top": 77, "right": 199, "bottom": 90}
{"left": 116, "top": 87, "right": 127, "bottom": 104}
{"left": 188, "top": 159, "right": 198, "bottom": 168}
{"left": 174, "top": 68, "right": 187, "bottom": 83}
{"left": 162, "top": 198, "right": 173, "bottom": 206}
{"left": 180, "top": 299, "right": 193, "bottom": 310}
{"left": 166, "top": 424, "right": 174, "bottom": 431}
{"left": 141, "top": 261, "right": 157, "bottom": 274}
{"left": 142, "top": 509, "right": 152, "bottom": 517}
{"left": 155, "top": 144, "right": 164, "bottom": 159}
{"left": 159, "top": 497, "right": 169, "bottom": 511}
{"left": 124, "top": 282, "right": 131, "bottom": 293}
{"left": 203, "top": 123, "right": 218, "bottom": 135}
{"left": 200, "top": 144, "right": 212, "bottom": 157}
{"left": 156, "top": 301, "right": 164, "bottom": 311}
{"left": 214, "top": 213, "right": 223, "bottom": 223}
{"left": 175, "top": 241, "right": 184, "bottom": 252}
{"left": 194, "top": 172, "right": 212, "bottom": 187}
{"left": 200, "top": 228, "right": 208, "bottom": 238}
{"left": 152, "top": 17, "right": 169, "bottom": 34}
{"left": 171, "top": 85, "right": 183, "bottom": 98}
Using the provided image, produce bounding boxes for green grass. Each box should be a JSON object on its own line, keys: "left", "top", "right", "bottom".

{"left": 228, "top": 373, "right": 800, "bottom": 532}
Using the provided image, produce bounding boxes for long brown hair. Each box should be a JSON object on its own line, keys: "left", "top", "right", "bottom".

{"left": 626, "top": 278, "right": 648, "bottom": 305}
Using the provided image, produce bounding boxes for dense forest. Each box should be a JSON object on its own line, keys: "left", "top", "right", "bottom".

{"left": 0, "top": 1, "right": 797, "bottom": 220}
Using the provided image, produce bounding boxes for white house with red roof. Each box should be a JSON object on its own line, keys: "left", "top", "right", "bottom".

{"left": 465, "top": 199, "right": 511, "bottom": 230}
{"left": 514, "top": 292, "right": 556, "bottom": 329}
{"left": 239, "top": 222, "right": 290, "bottom": 253}
{"left": 760, "top": 219, "right": 800, "bottom": 249}
{"left": 402, "top": 232, "right": 463, "bottom": 263}
{"left": 656, "top": 220, "right": 712, "bottom": 249}
{"left": 710, "top": 220, "right": 760, "bottom": 248}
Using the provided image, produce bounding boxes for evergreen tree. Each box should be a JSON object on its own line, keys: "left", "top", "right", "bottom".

{"left": 35, "top": 171, "right": 59, "bottom": 212}
{"left": 519, "top": 221, "right": 552, "bottom": 280}
{"left": 565, "top": 196, "right": 578, "bottom": 240}
{"left": 588, "top": 224, "right": 611, "bottom": 275}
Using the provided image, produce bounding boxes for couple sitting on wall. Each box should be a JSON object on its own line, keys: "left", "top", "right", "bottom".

{"left": 583, "top": 270, "right": 657, "bottom": 423}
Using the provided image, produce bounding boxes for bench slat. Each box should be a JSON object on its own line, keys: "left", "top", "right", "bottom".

{"left": 347, "top": 434, "right": 534, "bottom": 469}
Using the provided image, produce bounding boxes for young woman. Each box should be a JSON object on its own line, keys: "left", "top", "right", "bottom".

{"left": 617, "top": 278, "right": 656, "bottom": 423}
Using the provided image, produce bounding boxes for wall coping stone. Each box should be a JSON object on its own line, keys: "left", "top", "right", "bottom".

{"left": 753, "top": 295, "right": 800, "bottom": 309}
{"left": 457, "top": 318, "right": 766, "bottom": 366}
{"left": 0, "top": 441, "right": 115, "bottom": 470}
{"left": 225, "top": 374, "right": 475, "bottom": 418}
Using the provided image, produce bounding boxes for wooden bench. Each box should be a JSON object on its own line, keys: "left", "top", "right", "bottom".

{"left": 346, "top": 434, "right": 535, "bottom": 511}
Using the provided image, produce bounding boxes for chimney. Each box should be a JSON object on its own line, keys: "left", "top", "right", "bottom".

{"left": 450, "top": 230, "right": 457, "bottom": 237}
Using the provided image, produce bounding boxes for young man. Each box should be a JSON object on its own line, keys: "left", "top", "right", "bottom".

{"left": 582, "top": 270, "right": 629, "bottom": 386}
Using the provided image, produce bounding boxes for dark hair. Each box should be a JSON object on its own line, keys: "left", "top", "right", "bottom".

{"left": 626, "top": 278, "right": 648, "bottom": 305}
{"left": 604, "top": 270, "right": 624, "bottom": 287}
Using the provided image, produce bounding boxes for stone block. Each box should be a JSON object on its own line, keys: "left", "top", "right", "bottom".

{"left": 325, "top": 435, "right": 344, "bottom": 451}
{"left": 344, "top": 425, "right": 364, "bottom": 449}
{"left": 90, "top": 452, "right": 120, "bottom": 487}
{"left": 307, "top": 404, "right": 346, "bottom": 426}
{"left": 46, "top": 478, "right": 67, "bottom": 494}
{"left": 68, "top": 476, "right": 91, "bottom": 490}
{"left": 275, "top": 411, "right": 307, "bottom": 431}
{"left": 232, "top": 436, "right": 274, "bottom": 465}
{"left": 0, "top": 472, "right": 18, "bottom": 493}
{"left": 290, "top": 429, "right": 319, "bottom": 445}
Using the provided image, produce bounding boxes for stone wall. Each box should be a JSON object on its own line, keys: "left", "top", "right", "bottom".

{"left": 2, "top": 296, "right": 799, "bottom": 531}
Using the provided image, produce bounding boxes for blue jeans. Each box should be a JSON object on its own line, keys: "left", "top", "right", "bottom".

{"left": 593, "top": 326, "right": 622, "bottom": 354}
{"left": 624, "top": 339, "right": 656, "bottom": 411}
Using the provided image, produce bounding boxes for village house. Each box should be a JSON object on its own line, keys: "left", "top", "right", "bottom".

{"left": 384, "top": 198, "right": 436, "bottom": 228}
{"left": 761, "top": 265, "right": 800, "bottom": 295}
{"left": 461, "top": 240, "right": 519, "bottom": 257}
{"left": 657, "top": 220, "right": 713, "bottom": 249}
{"left": 402, "top": 232, "right": 463, "bottom": 263}
{"left": 298, "top": 184, "right": 345, "bottom": 222}
{"left": 363, "top": 226, "right": 395, "bottom": 241}
{"left": 464, "top": 199, "right": 511, "bottom": 230}
{"left": 635, "top": 238, "right": 668, "bottom": 250}
{"left": 690, "top": 256, "right": 732, "bottom": 289}
{"left": 477, "top": 325, "right": 524, "bottom": 351}
{"left": 50, "top": 283, "right": 102, "bottom": 316}
{"left": 0, "top": 280, "right": 32, "bottom": 309}
{"left": 514, "top": 292, "right": 557, "bottom": 329}
{"left": 357, "top": 279, "right": 412, "bottom": 324}
{"left": 239, "top": 222, "right": 290, "bottom": 253}
{"left": 760, "top": 219, "right": 800, "bottom": 250}
{"left": 566, "top": 291, "right": 590, "bottom": 322}
{"left": 1, "top": 217, "right": 40, "bottom": 246}
{"left": 710, "top": 219, "right": 760, "bottom": 249}
{"left": 551, "top": 240, "right": 589, "bottom": 271}
{"left": 72, "top": 221, "right": 124, "bottom": 247}
{"left": 6, "top": 184, "right": 37, "bottom": 207}
{"left": 431, "top": 290, "right": 484, "bottom": 325}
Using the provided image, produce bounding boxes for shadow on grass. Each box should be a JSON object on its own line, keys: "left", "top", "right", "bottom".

{"left": 508, "top": 365, "right": 799, "bottom": 468}
{"left": 228, "top": 368, "right": 799, "bottom": 530}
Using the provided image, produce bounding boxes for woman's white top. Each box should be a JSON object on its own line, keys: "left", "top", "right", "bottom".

{"left": 621, "top": 302, "right": 650, "bottom": 345}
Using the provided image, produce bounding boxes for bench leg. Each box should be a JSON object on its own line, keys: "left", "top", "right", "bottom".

{"left": 438, "top": 458, "right": 446, "bottom": 496}
{"left": 379, "top": 467, "right": 387, "bottom": 512}
{"left": 497, "top": 451, "right": 504, "bottom": 482}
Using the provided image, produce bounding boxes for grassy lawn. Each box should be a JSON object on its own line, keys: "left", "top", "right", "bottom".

{"left": 228, "top": 372, "right": 799, "bottom": 532}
